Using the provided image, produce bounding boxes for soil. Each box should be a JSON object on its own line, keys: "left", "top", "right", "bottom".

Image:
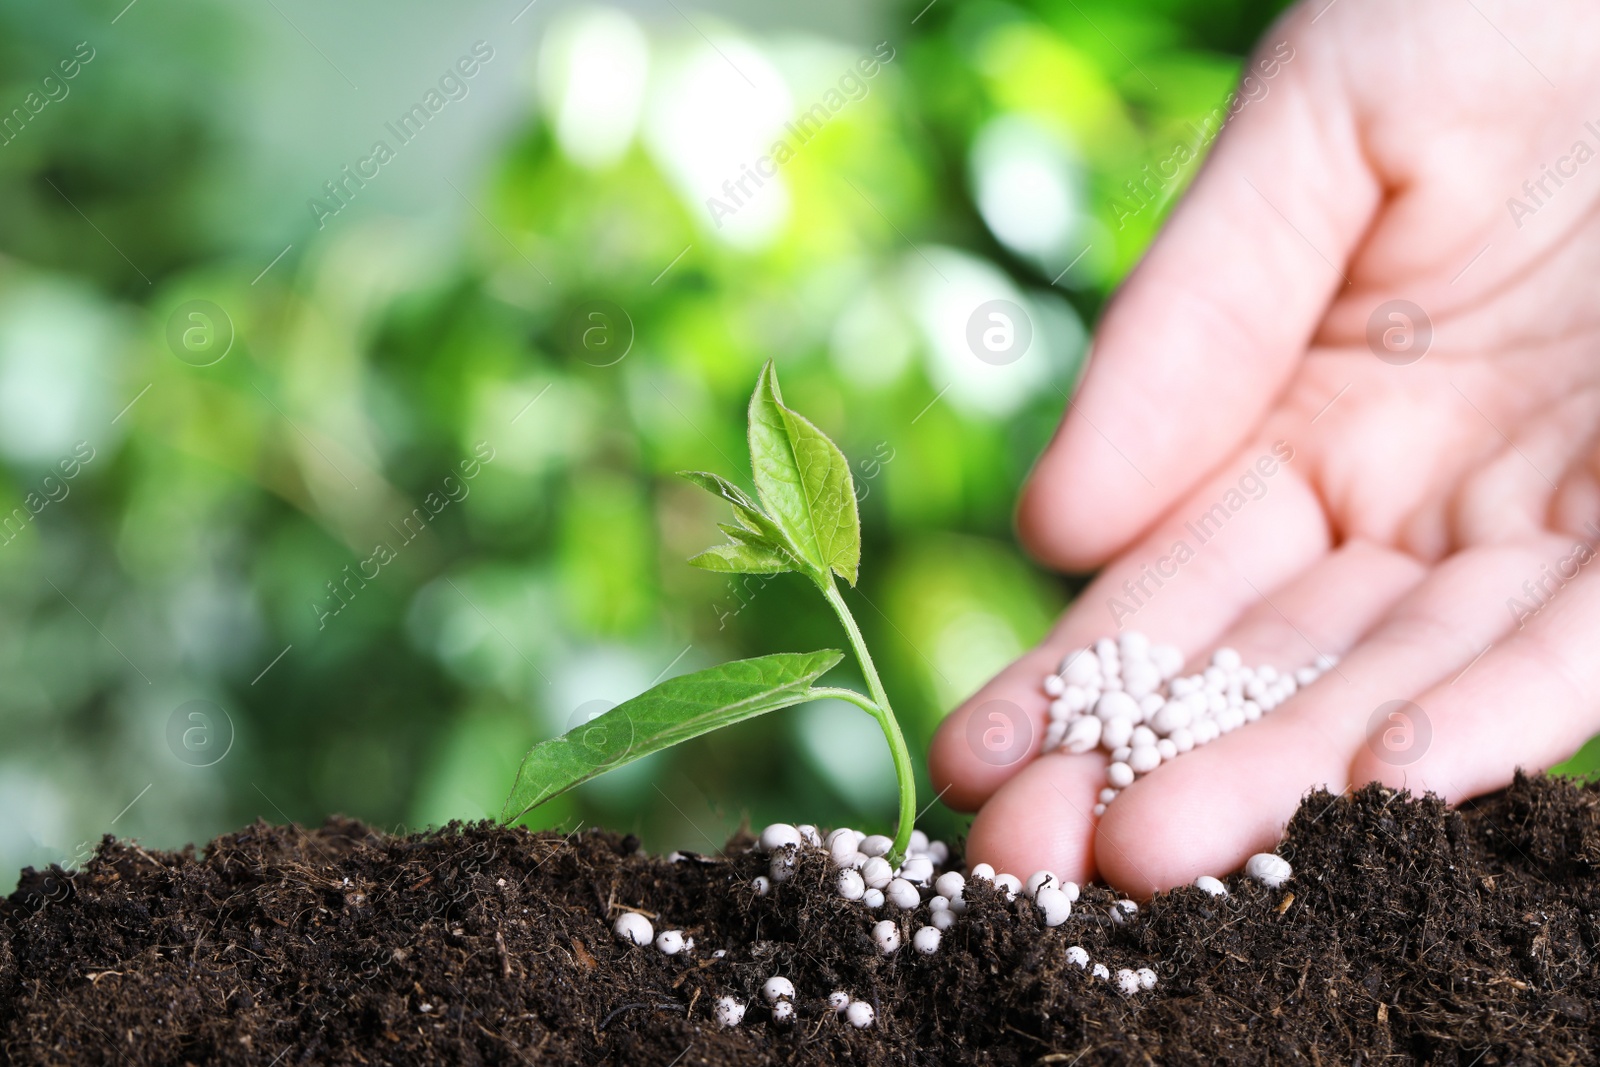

{"left": 2, "top": 772, "right": 1599, "bottom": 1066}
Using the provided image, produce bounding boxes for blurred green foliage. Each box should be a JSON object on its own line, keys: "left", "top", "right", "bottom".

{"left": 5, "top": 0, "right": 1584, "bottom": 889}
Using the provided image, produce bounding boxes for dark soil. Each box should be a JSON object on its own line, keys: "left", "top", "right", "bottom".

{"left": 3, "top": 772, "right": 1599, "bottom": 1065}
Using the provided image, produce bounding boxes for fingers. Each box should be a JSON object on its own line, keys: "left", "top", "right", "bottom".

{"left": 1546, "top": 416, "right": 1600, "bottom": 543}
{"left": 1351, "top": 536, "right": 1600, "bottom": 798}
{"left": 929, "top": 456, "right": 1328, "bottom": 812}
{"left": 962, "top": 754, "right": 1104, "bottom": 893}
{"left": 1095, "top": 543, "right": 1549, "bottom": 896}
{"left": 960, "top": 539, "right": 1411, "bottom": 888}
{"left": 1190, "top": 540, "right": 1427, "bottom": 669}
{"left": 1018, "top": 12, "right": 1381, "bottom": 571}
{"left": 1454, "top": 389, "right": 1600, "bottom": 544}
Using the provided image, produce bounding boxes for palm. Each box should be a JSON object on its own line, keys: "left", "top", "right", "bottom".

{"left": 930, "top": 0, "right": 1600, "bottom": 895}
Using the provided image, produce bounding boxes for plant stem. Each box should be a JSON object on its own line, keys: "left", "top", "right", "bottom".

{"left": 819, "top": 579, "right": 916, "bottom": 862}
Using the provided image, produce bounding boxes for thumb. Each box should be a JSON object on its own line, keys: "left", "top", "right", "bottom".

{"left": 1020, "top": 10, "right": 1379, "bottom": 570}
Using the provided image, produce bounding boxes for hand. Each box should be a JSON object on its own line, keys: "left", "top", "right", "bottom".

{"left": 929, "top": 0, "right": 1600, "bottom": 896}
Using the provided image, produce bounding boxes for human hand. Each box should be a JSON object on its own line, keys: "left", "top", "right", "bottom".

{"left": 929, "top": 0, "right": 1600, "bottom": 896}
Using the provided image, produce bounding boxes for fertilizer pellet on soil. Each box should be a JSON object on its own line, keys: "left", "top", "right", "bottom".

{"left": 10, "top": 775, "right": 1600, "bottom": 1063}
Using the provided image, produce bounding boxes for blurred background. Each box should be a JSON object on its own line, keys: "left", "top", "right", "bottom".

{"left": 3, "top": 0, "right": 1590, "bottom": 889}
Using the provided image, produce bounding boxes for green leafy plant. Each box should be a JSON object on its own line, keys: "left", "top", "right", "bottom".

{"left": 502, "top": 361, "right": 917, "bottom": 859}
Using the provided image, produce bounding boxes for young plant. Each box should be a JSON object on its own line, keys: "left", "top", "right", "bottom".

{"left": 502, "top": 361, "right": 916, "bottom": 859}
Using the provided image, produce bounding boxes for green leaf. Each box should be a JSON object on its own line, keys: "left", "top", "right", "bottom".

{"left": 502, "top": 650, "right": 845, "bottom": 823}
{"left": 679, "top": 470, "right": 764, "bottom": 524}
{"left": 747, "top": 361, "right": 861, "bottom": 585}
{"left": 679, "top": 470, "right": 803, "bottom": 576}
{"left": 688, "top": 538, "right": 793, "bottom": 574}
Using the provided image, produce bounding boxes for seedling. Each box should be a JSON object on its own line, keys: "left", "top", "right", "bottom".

{"left": 502, "top": 361, "right": 918, "bottom": 859}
